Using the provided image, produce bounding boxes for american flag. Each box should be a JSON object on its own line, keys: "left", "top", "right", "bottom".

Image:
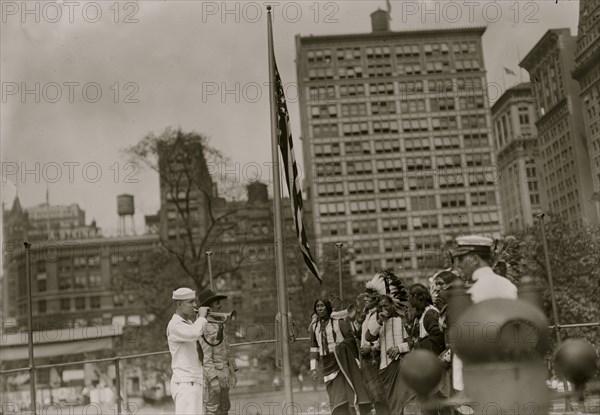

{"left": 273, "top": 60, "right": 322, "bottom": 283}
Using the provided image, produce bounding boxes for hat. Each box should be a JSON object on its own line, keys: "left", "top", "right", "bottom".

{"left": 450, "top": 235, "right": 494, "bottom": 258}
{"left": 172, "top": 287, "right": 195, "bottom": 301}
{"left": 197, "top": 288, "right": 227, "bottom": 307}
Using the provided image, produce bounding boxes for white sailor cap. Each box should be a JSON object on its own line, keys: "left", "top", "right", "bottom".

{"left": 172, "top": 287, "right": 196, "bottom": 301}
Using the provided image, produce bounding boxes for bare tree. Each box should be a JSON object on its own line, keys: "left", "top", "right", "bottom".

{"left": 125, "top": 127, "right": 246, "bottom": 290}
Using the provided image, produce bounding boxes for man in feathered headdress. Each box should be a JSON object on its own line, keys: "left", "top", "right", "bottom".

{"left": 364, "top": 269, "right": 412, "bottom": 414}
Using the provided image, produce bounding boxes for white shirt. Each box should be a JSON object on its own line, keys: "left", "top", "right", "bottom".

{"left": 467, "top": 266, "right": 518, "bottom": 303}
{"left": 361, "top": 308, "right": 381, "bottom": 349}
{"left": 166, "top": 314, "right": 207, "bottom": 383}
{"left": 379, "top": 316, "right": 410, "bottom": 371}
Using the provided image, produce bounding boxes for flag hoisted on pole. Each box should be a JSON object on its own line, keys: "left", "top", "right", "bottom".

{"left": 273, "top": 60, "right": 322, "bottom": 284}
{"left": 266, "top": 4, "right": 295, "bottom": 406}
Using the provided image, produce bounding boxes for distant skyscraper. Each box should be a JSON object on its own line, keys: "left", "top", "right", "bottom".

{"left": 296, "top": 10, "right": 502, "bottom": 281}
{"left": 521, "top": 29, "right": 599, "bottom": 225}
{"left": 491, "top": 83, "right": 545, "bottom": 232}
{"left": 573, "top": 0, "right": 600, "bottom": 217}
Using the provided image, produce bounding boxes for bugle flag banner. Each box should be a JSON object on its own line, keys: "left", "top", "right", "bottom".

{"left": 272, "top": 58, "right": 322, "bottom": 284}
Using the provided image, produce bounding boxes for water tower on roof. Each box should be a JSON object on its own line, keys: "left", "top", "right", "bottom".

{"left": 117, "top": 194, "right": 136, "bottom": 236}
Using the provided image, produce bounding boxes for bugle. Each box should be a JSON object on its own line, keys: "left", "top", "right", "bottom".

{"left": 206, "top": 310, "right": 236, "bottom": 324}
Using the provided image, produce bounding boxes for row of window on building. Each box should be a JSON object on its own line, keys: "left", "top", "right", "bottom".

{"left": 308, "top": 77, "right": 485, "bottom": 101}
{"left": 311, "top": 114, "right": 487, "bottom": 137}
{"left": 317, "top": 192, "right": 498, "bottom": 217}
{"left": 306, "top": 41, "right": 478, "bottom": 64}
{"left": 32, "top": 293, "right": 135, "bottom": 314}
{"left": 310, "top": 96, "right": 485, "bottom": 119}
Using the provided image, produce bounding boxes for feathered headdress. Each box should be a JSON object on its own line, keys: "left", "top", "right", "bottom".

{"left": 365, "top": 268, "right": 408, "bottom": 311}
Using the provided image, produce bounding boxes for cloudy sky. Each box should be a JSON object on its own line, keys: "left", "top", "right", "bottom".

{"left": 1, "top": 0, "right": 580, "bottom": 235}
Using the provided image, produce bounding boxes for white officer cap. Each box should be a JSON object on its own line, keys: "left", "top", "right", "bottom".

{"left": 451, "top": 235, "right": 494, "bottom": 258}
{"left": 172, "top": 287, "right": 195, "bottom": 300}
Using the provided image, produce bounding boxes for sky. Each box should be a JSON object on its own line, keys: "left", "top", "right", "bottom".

{"left": 1, "top": 0, "right": 581, "bottom": 236}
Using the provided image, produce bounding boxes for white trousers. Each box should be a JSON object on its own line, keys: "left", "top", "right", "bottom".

{"left": 171, "top": 380, "right": 203, "bottom": 415}
{"left": 452, "top": 355, "right": 464, "bottom": 391}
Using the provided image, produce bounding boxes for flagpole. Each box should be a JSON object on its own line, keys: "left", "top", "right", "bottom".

{"left": 267, "top": 5, "right": 294, "bottom": 407}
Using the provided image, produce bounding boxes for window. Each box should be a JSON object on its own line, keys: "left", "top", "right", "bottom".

{"left": 440, "top": 193, "right": 466, "bottom": 207}
{"left": 378, "top": 178, "right": 404, "bottom": 192}
{"left": 317, "top": 182, "right": 344, "bottom": 196}
{"left": 405, "top": 157, "right": 432, "bottom": 171}
{"left": 341, "top": 103, "right": 367, "bottom": 117}
{"left": 60, "top": 298, "right": 70, "bottom": 311}
{"left": 314, "top": 143, "right": 341, "bottom": 157}
{"left": 345, "top": 141, "right": 371, "bottom": 155}
{"left": 352, "top": 219, "right": 378, "bottom": 234}
{"left": 369, "top": 83, "right": 394, "bottom": 96}
{"left": 339, "top": 84, "right": 365, "bottom": 97}
{"left": 402, "top": 118, "right": 428, "bottom": 132}
{"left": 75, "top": 297, "right": 86, "bottom": 310}
{"left": 459, "top": 96, "right": 485, "bottom": 110}
{"left": 349, "top": 200, "right": 377, "bottom": 213}
{"left": 431, "top": 116, "right": 457, "bottom": 130}
{"left": 465, "top": 153, "right": 492, "bottom": 167}
{"left": 307, "top": 68, "right": 334, "bottom": 80}
{"left": 395, "top": 44, "right": 420, "bottom": 57}
{"left": 315, "top": 162, "right": 342, "bottom": 177}
{"left": 311, "top": 105, "right": 338, "bottom": 119}
{"left": 59, "top": 276, "right": 72, "bottom": 290}
{"left": 75, "top": 274, "right": 87, "bottom": 288}
{"left": 472, "top": 212, "right": 500, "bottom": 225}
{"left": 374, "top": 139, "right": 400, "bottom": 153}
{"left": 380, "top": 198, "right": 407, "bottom": 211}
{"left": 372, "top": 120, "right": 399, "bottom": 133}
{"left": 400, "top": 100, "right": 426, "bottom": 113}
{"left": 339, "top": 65, "right": 364, "bottom": 79}
{"left": 404, "top": 137, "right": 430, "bottom": 151}
{"left": 312, "top": 123, "right": 339, "bottom": 138}
{"left": 462, "top": 114, "right": 487, "bottom": 129}
{"left": 433, "top": 136, "right": 460, "bottom": 149}
{"left": 90, "top": 296, "right": 101, "bottom": 309}
{"left": 346, "top": 161, "right": 373, "bottom": 175}
{"left": 436, "top": 155, "right": 461, "bottom": 169}
{"left": 348, "top": 180, "right": 375, "bottom": 194}
{"left": 37, "top": 300, "right": 46, "bottom": 314}
{"left": 443, "top": 214, "right": 468, "bottom": 228}
{"left": 471, "top": 191, "right": 496, "bottom": 206}
{"left": 321, "top": 221, "right": 347, "bottom": 236}
{"left": 408, "top": 176, "right": 434, "bottom": 190}
{"left": 376, "top": 159, "right": 403, "bottom": 173}
{"left": 463, "top": 133, "right": 488, "bottom": 148}
{"left": 319, "top": 203, "right": 346, "bottom": 216}
{"left": 382, "top": 217, "right": 408, "bottom": 231}
{"left": 37, "top": 273, "right": 47, "bottom": 292}
{"left": 309, "top": 85, "right": 336, "bottom": 102}
{"left": 430, "top": 98, "right": 455, "bottom": 111}
{"left": 342, "top": 122, "right": 369, "bottom": 136}
{"left": 371, "top": 101, "right": 396, "bottom": 115}
{"left": 89, "top": 273, "right": 102, "bottom": 287}
{"left": 410, "top": 195, "right": 436, "bottom": 211}
{"left": 438, "top": 172, "right": 464, "bottom": 188}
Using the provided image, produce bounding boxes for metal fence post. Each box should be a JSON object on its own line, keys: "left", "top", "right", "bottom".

{"left": 24, "top": 242, "right": 37, "bottom": 415}
{"left": 114, "top": 357, "right": 122, "bottom": 415}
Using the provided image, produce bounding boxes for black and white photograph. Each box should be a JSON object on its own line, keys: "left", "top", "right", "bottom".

{"left": 1, "top": 0, "right": 599, "bottom": 414}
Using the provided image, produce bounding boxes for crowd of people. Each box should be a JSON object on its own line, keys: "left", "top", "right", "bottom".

{"left": 163, "top": 234, "right": 518, "bottom": 415}
{"left": 307, "top": 235, "right": 518, "bottom": 415}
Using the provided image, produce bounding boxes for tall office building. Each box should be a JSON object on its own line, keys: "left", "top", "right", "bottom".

{"left": 491, "top": 83, "right": 545, "bottom": 232}
{"left": 296, "top": 10, "right": 502, "bottom": 281}
{"left": 573, "top": 0, "right": 600, "bottom": 215}
{"left": 521, "top": 29, "right": 599, "bottom": 225}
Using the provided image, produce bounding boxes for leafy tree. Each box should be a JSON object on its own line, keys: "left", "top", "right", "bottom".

{"left": 510, "top": 216, "right": 600, "bottom": 349}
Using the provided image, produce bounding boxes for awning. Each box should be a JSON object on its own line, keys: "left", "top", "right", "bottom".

{"left": 0, "top": 325, "right": 123, "bottom": 362}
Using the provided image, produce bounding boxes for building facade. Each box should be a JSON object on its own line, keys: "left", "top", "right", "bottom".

{"left": 573, "top": 0, "right": 600, "bottom": 216}
{"left": 296, "top": 11, "right": 503, "bottom": 281}
{"left": 491, "top": 83, "right": 545, "bottom": 232}
{"left": 521, "top": 29, "right": 599, "bottom": 226}
{"left": 2, "top": 234, "right": 159, "bottom": 329}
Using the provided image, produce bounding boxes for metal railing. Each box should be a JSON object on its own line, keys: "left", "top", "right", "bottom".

{"left": 2, "top": 322, "right": 599, "bottom": 414}
{"left": 0, "top": 336, "right": 312, "bottom": 415}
